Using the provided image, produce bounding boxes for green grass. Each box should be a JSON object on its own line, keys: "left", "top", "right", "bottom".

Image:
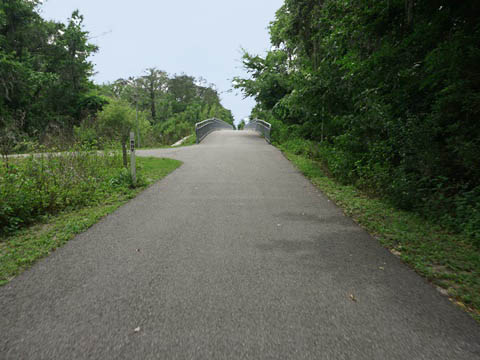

{"left": 282, "top": 150, "right": 480, "bottom": 322}
{"left": 180, "top": 134, "right": 197, "bottom": 146}
{"left": 137, "top": 144, "right": 172, "bottom": 150}
{"left": 0, "top": 156, "right": 181, "bottom": 285}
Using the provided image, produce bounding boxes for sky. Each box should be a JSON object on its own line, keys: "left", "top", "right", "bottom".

{"left": 39, "top": 0, "right": 284, "bottom": 125}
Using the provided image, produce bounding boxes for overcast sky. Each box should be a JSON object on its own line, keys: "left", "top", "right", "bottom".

{"left": 40, "top": 0, "right": 284, "bottom": 124}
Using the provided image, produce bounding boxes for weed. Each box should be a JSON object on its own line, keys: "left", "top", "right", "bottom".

{"left": 0, "top": 156, "right": 181, "bottom": 285}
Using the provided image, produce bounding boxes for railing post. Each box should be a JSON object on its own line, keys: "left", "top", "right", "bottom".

{"left": 246, "top": 118, "right": 271, "bottom": 143}
{"left": 195, "top": 118, "right": 234, "bottom": 143}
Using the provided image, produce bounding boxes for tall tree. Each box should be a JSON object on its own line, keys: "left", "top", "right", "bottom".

{"left": 234, "top": 0, "right": 480, "bottom": 240}
{"left": 0, "top": 1, "right": 100, "bottom": 144}
{"left": 97, "top": 99, "right": 136, "bottom": 168}
{"left": 139, "top": 68, "right": 168, "bottom": 122}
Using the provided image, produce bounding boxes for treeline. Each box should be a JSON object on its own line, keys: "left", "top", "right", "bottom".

{"left": 0, "top": 0, "right": 102, "bottom": 152}
{"left": 96, "top": 70, "right": 234, "bottom": 147}
{"left": 234, "top": 0, "right": 480, "bottom": 244}
{"left": 0, "top": 0, "right": 233, "bottom": 155}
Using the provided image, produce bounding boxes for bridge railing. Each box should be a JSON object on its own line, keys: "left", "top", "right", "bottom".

{"left": 195, "top": 118, "right": 234, "bottom": 143}
{"left": 245, "top": 118, "right": 271, "bottom": 143}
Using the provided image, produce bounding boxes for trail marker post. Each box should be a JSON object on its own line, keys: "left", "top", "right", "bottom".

{"left": 130, "top": 131, "right": 136, "bottom": 186}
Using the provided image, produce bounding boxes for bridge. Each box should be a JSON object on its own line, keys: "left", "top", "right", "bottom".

{"left": 1, "top": 125, "right": 479, "bottom": 359}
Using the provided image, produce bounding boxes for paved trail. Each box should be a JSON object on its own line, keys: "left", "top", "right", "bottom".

{"left": 1, "top": 130, "right": 479, "bottom": 359}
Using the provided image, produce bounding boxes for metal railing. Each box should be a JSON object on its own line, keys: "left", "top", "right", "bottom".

{"left": 195, "top": 118, "right": 234, "bottom": 143}
{"left": 245, "top": 118, "right": 271, "bottom": 143}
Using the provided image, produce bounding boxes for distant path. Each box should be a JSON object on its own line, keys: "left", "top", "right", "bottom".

{"left": 1, "top": 130, "right": 479, "bottom": 359}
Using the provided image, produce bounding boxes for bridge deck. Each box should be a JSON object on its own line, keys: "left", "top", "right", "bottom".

{"left": 1, "top": 130, "right": 479, "bottom": 359}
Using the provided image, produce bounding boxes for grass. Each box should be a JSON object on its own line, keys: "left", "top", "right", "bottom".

{"left": 281, "top": 149, "right": 480, "bottom": 322}
{"left": 137, "top": 144, "right": 172, "bottom": 150}
{"left": 180, "top": 134, "right": 197, "bottom": 146}
{"left": 0, "top": 156, "right": 181, "bottom": 285}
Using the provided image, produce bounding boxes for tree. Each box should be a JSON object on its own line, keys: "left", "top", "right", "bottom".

{"left": 99, "top": 69, "right": 234, "bottom": 145}
{"left": 234, "top": 0, "right": 480, "bottom": 241}
{"left": 167, "top": 74, "right": 197, "bottom": 112}
{"left": 0, "top": 1, "right": 99, "bottom": 142}
{"left": 97, "top": 99, "right": 136, "bottom": 167}
{"left": 139, "top": 68, "right": 168, "bottom": 122}
{"left": 237, "top": 120, "right": 246, "bottom": 130}
{"left": 48, "top": 10, "right": 98, "bottom": 125}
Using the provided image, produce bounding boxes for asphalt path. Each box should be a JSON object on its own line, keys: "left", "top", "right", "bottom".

{"left": 1, "top": 130, "right": 479, "bottom": 359}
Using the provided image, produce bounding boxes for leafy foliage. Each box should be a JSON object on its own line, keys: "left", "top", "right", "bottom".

{"left": 1, "top": 2, "right": 234, "bottom": 151}
{"left": 283, "top": 148, "right": 480, "bottom": 320}
{"left": 99, "top": 70, "right": 234, "bottom": 146}
{"left": 237, "top": 120, "right": 246, "bottom": 130}
{"left": 0, "top": 156, "right": 182, "bottom": 285}
{"left": 0, "top": 149, "right": 128, "bottom": 234}
{"left": 234, "top": 0, "right": 480, "bottom": 246}
{"left": 0, "top": 1, "right": 102, "bottom": 149}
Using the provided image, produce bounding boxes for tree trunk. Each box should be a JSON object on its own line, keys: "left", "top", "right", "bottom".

{"left": 150, "top": 88, "right": 156, "bottom": 121}
{"left": 405, "top": 0, "right": 414, "bottom": 26}
{"left": 121, "top": 141, "right": 127, "bottom": 168}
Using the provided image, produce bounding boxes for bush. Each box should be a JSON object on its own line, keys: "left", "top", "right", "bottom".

{"left": 0, "top": 149, "right": 130, "bottom": 235}
{"left": 155, "top": 118, "right": 194, "bottom": 145}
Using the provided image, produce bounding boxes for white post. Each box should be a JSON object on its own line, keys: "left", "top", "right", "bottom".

{"left": 130, "top": 131, "right": 136, "bottom": 186}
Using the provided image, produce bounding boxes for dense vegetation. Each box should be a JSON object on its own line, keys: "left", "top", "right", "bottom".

{"left": 0, "top": 0, "right": 103, "bottom": 153}
{"left": 0, "top": 1, "right": 232, "bottom": 235}
{"left": 234, "top": 0, "right": 480, "bottom": 247}
{"left": 1, "top": 149, "right": 133, "bottom": 234}
{"left": 284, "top": 150, "right": 480, "bottom": 318}
{"left": 96, "top": 70, "right": 234, "bottom": 148}
{"left": 0, "top": 0, "right": 233, "bottom": 155}
{"left": 0, "top": 156, "right": 182, "bottom": 284}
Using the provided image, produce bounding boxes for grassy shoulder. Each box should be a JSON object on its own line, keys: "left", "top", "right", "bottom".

{"left": 281, "top": 149, "right": 480, "bottom": 322}
{"left": 0, "top": 156, "right": 181, "bottom": 285}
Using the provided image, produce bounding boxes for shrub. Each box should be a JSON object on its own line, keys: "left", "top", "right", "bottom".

{"left": 0, "top": 149, "right": 130, "bottom": 235}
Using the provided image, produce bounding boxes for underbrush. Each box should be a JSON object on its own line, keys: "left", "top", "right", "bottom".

{"left": 181, "top": 133, "right": 197, "bottom": 146}
{"left": 0, "top": 156, "right": 182, "bottom": 285}
{"left": 0, "top": 148, "right": 183, "bottom": 236}
{"left": 277, "top": 137, "right": 480, "bottom": 250}
{"left": 151, "top": 118, "right": 194, "bottom": 146}
{"left": 282, "top": 150, "right": 480, "bottom": 322}
{"left": 0, "top": 149, "right": 130, "bottom": 235}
